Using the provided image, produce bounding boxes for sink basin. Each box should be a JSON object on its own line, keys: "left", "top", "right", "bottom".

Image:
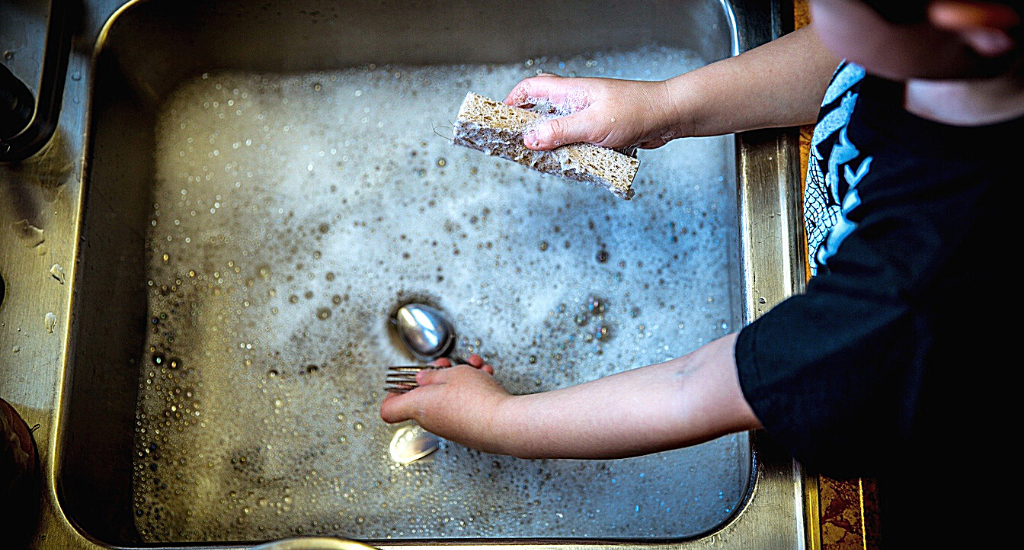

{"left": 0, "top": 0, "right": 811, "bottom": 548}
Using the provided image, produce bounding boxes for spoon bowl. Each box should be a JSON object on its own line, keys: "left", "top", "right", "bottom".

{"left": 394, "top": 303, "right": 456, "bottom": 360}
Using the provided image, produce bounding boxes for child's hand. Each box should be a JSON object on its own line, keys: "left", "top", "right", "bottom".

{"left": 380, "top": 355, "right": 512, "bottom": 454}
{"left": 503, "top": 74, "right": 685, "bottom": 151}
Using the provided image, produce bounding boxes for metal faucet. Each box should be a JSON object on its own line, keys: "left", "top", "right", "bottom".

{"left": 0, "top": 0, "right": 72, "bottom": 162}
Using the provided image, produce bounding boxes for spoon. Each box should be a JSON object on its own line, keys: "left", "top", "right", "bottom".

{"left": 388, "top": 305, "right": 451, "bottom": 465}
{"left": 393, "top": 303, "right": 464, "bottom": 362}
{"left": 389, "top": 424, "right": 440, "bottom": 464}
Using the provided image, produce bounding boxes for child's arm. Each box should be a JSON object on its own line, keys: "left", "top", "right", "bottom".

{"left": 380, "top": 333, "right": 761, "bottom": 459}
{"left": 506, "top": 25, "right": 840, "bottom": 150}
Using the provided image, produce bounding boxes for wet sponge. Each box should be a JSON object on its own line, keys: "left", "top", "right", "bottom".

{"left": 453, "top": 92, "right": 639, "bottom": 200}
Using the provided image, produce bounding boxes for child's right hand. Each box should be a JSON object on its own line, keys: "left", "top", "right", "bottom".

{"left": 503, "top": 74, "right": 688, "bottom": 151}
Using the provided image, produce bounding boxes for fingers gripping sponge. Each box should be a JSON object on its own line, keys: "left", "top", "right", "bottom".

{"left": 453, "top": 92, "right": 639, "bottom": 200}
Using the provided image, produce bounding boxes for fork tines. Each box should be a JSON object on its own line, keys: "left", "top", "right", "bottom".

{"left": 384, "top": 365, "right": 436, "bottom": 394}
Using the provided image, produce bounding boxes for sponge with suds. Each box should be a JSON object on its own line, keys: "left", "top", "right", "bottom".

{"left": 452, "top": 92, "right": 639, "bottom": 200}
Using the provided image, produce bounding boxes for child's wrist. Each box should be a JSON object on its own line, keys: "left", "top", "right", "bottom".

{"left": 662, "top": 73, "right": 703, "bottom": 138}
{"left": 483, "top": 393, "right": 517, "bottom": 456}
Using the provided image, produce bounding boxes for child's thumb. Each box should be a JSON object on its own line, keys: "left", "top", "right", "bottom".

{"left": 524, "top": 114, "right": 590, "bottom": 151}
{"left": 381, "top": 391, "right": 425, "bottom": 424}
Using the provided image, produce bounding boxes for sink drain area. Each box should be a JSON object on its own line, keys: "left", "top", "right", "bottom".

{"left": 131, "top": 47, "right": 747, "bottom": 542}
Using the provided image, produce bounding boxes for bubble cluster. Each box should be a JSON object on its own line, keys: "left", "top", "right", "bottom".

{"left": 131, "top": 45, "right": 747, "bottom": 542}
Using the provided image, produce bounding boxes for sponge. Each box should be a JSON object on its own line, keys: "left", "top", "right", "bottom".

{"left": 452, "top": 92, "right": 639, "bottom": 200}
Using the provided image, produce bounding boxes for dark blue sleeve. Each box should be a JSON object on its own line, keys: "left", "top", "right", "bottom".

{"left": 735, "top": 228, "right": 923, "bottom": 475}
{"left": 735, "top": 154, "right": 995, "bottom": 476}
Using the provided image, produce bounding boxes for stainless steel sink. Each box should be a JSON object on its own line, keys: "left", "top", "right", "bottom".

{"left": 0, "top": 1, "right": 811, "bottom": 549}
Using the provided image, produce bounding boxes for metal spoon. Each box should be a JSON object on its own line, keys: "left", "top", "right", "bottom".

{"left": 389, "top": 424, "right": 440, "bottom": 464}
{"left": 388, "top": 305, "right": 451, "bottom": 465}
{"left": 393, "top": 303, "right": 464, "bottom": 362}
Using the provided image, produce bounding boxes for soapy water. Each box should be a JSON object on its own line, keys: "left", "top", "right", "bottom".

{"left": 132, "top": 46, "right": 748, "bottom": 542}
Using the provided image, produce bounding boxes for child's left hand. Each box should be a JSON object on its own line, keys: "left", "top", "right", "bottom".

{"left": 380, "top": 355, "right": 513, "bottom": 454}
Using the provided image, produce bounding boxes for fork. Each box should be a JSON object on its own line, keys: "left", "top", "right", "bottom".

{"left": 384, "top": 365, "right": 438, "bottom": 394}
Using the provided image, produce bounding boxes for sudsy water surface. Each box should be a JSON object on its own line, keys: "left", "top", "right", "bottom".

{"left": 132, "top": 46, "right": 749, "bottom": 542}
